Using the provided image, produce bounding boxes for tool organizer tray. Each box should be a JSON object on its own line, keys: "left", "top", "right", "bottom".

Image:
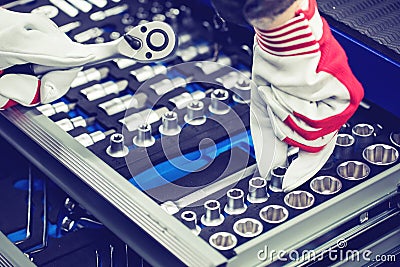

{"left": 1, "top": 0, "right": 400, "bottom": 266}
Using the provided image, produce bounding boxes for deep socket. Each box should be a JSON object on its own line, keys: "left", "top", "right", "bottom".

{"left": 180, "top": 211, "right": 201, "bottom": 235}
{"left": 106, "top": 133, "right": 129, "bottom": 158}
{"left": 133, "top": 124, "right": 155, "bottom": 147}
{"left": 209, "top": 89, "right": 230, "bottom": 115}
{"left": 334, "top": 133, "right": 355, "bottom": 159}
{"left": 201, "top": 200, "right": 224, "bottom": 227}
{"left": 184, "top": 100, "right": 206, "bottom": 125}
{"left": 159, "top": 111, "right": 181, "bottom": 136}
{"left": 352, "top": 123, "right": 374, "bottom": 148}
{"left": 247, "top": 177, "right": 269, "bottom": 203}
{"left": 224, "top": 189, "right": 247, "bottom": 215}
{"left": 269, "top": 166, "right": 287, "bottom": 192}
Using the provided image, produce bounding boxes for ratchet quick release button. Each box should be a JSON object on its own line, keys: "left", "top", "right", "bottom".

{"left": 146, "top": 29, "right": 168, "bottom": 52}
{"left": 124, "top": 35, "right": 142, "bottom": 50}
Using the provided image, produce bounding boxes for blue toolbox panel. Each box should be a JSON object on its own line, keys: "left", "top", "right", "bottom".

{"left": 0, "top": 0, "right": 399, "bottom": 266}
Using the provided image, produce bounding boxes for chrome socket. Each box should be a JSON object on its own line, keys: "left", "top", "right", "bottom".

{"left": 334, "top": 133, "right": 355, "bottom": 159}
{"left": 390, "top": 132, "right": 400, "bottom": 148}
{"left": 362, "top": 144, "right": 399, "bottom": 166}
{"left": 224, "top": 189, "right": 247, "bottom": 215}
{"left": 61, "top": 216, "right": 75, "bottom": 232}
{"left": 352, "top": 123, "right": 374, "bottom": 148}
{"left": 233, "top": 218, "right": 263, "bottom": 238}
{"left": 184, "top": 100, "right": 207, "bottom": 125}
{"left": 209, "top": 89, "right": 230, "bottom": 115}
{"left": 159, "top": 111, "right": 181, "bottom": 136}
{"left": 269, "top": 166, "right": 287, "bottom": 192}
{"left": 310, "top": 176, "right": 342, "bottom": 195}
{"left": 259, "top": 205, "right": 289, "bottom": 224}
{"left": 106, "top": 133, "right": 129, "bottom": 158}
{"left": 180, "top": 211, "right": 201, "bottom": 236}
{"left": 209, "top": 232, "right": 237, "bottom": 251}
{"left": 232, "top": 77, "right": 251, "bottom": 104}
{"left": 133, "top": 124, "right": 155, "bottom": 147}
{"left": 201, "top": 200, "right": 224, "bottom": 227}
{"left": 247, "top": 177, "right": 269, "bottom": 203}
{"left": 337, "top": 161, "right": 370, "bottom": 180}
{"left": 284, "top": 191, "right": 315, "bottom": 210}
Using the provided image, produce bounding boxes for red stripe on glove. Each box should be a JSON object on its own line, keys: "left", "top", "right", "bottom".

{"left": 284, "top": 115, "right": 340, "bottom": 140}
{"left": 283, "top": 136, "right": 325, "bottom": 153}
{"left": 0, "top": 99, "right": 18, "bottom": 109}
{"left": 30, "top": 80, "right": 41, "bottom": 105}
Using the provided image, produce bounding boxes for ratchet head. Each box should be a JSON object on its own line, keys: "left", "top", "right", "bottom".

{"left": 118, "top": 21, "right": 178, "bottom": 63}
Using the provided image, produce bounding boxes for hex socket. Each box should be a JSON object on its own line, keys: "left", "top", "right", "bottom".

{"left": 106, "top": 133, "right": 129, "bottom": 158}
{"left": 184, "top": 100, "right": 206, "bottom": 125}
{"left": 209, "top": 232, "right": 237, "bottom": 251}
{"left": 233, "top": 218, "right": 263, "bottom": 238}
{"left": 133, "top": 124, "right": 155, "bottom": 147}
{"left": 284, "top": 191, "right": 315, "bottom": 210}
{"left": 362, "top": 144, "right": 399, "bottom": 166}
{"left": 259, "top": 205, "right": 289, "bottom": 224}
{"left": 269, "top": 166, "right": 287, "bottom": 192}
{"left": 310, "top": 176, "right": 342, "bottom": 195}
{"left": 181, "top": 211, "right": 200, "bottom": 235}
{"left": 334, "top": 134, "right": 355, "bottom": 160}
{"left": 337, "top": 161, "right": 370, "bottom": 180}
{"left": 247, "top": 177, "right": 269, "bottom": 203}
{"left": 224, "top": 188, "right": 247, "bottom": 215}
{"left": 201, "top": 200, "right": 224, "bottom": 227}
{"left": 352, "top": 123, "right": 374, "bottom": 148}
{"left": 209, "top": 89, "right": 230, "bottom": 115}
{"left": 159, "top": 111, "right": 181, "bottom": 136}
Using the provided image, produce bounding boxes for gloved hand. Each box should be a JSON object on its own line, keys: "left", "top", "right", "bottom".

{"left": 250, "top": 82, "right": 338, "bottom": 193}
{"left": 248, "top": 0, "right": 363, "bottom": 192}
{"left": 0, "top": 9, "right": 94, "bottom": 109}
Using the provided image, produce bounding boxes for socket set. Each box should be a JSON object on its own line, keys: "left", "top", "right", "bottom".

{"left": 172, "top": 104, "right": 400, "bottom": 258}
{"left": 1, "top": 0, "right": 400, "bottom": 266}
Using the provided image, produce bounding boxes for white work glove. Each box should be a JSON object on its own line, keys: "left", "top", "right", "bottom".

{"left": 0, "top": 9, "right": 94, "bottom": 109}
{"left": 250, "top": 81, "right": 337, "bottom": 192}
